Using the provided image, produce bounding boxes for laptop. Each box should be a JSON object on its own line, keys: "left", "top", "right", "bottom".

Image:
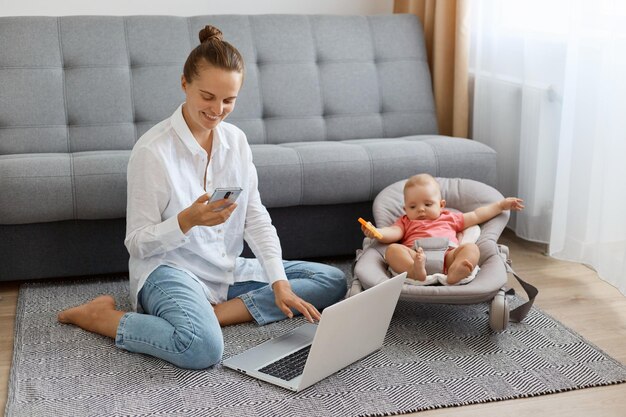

{"left": 223, "top": 272, "right": 406, "bottom": 392}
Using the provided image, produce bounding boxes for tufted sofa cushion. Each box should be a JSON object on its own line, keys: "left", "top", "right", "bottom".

{"left": 255, "top": 137, "right": 495, "bottom": 208}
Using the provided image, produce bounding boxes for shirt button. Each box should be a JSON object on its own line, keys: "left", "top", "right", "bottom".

{"left": 222, "top": 253, "right": 226, "bottom": 257}
{"left": 218, "top": 229, "right": 222, "bottom": 234}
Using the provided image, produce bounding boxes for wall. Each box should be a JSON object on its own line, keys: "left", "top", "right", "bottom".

{"left": 0, "top": 0, "right": 394, "bottom": 17}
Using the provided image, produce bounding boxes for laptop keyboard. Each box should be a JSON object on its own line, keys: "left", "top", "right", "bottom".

{"left": 258, "top": 345, "right": 312, "bottom": 381}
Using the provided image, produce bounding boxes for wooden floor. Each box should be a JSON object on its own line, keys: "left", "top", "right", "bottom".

{"left": 1, "top": 230, "right": 626, "bottom": 417}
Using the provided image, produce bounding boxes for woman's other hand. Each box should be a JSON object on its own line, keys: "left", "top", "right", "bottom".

{"left": 272, "top": 280, "right": 321, "bottom": 323}
{"left": 177, "top": 193, "right": 237, "bottom": 234}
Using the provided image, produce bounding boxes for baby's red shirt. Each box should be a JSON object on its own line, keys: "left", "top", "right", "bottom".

{"left": 393, "top": 210, "right": 465, "bottom": 248}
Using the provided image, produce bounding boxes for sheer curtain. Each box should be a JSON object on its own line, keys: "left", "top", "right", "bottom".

{"left": 470, "top": 0, "right": 626, "bottom": 295}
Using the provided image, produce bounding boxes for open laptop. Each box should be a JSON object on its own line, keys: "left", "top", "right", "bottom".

{"left": 223, "top": 272, "right": 406, "bottom": 392}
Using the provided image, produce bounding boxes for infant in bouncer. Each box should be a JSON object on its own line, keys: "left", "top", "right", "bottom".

{"left": 360, "top": 174, "right": 524, "bottom": 286}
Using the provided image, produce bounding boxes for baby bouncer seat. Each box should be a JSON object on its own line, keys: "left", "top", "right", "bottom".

{"left": 350, "top": 177, "right": 537, "bottom": 331}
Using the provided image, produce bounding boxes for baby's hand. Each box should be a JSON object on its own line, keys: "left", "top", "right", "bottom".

{"left": 358, "top": 218, "right": 383, "bottom": 239}
{"left": 361, "top": 224, "right": 380, "bottom": 239}
{"left": 500, "top": 197, "right": 525, "bottom": 211}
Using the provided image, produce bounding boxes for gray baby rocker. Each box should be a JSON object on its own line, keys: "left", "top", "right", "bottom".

{"left": 350, "top": 177, "right": 538, "bottom": 332}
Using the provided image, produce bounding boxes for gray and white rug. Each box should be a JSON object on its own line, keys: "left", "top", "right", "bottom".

{"left": 6, "top": 270, "right": 626, "bottom": 417}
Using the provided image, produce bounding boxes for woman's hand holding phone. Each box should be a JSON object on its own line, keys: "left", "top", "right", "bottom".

{"left": 177, "top": 192, "right": 238, "bottom": 234}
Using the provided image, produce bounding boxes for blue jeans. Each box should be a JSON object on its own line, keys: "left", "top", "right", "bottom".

{"left": 115, "top": 261, "right": 346, "bottom": 369}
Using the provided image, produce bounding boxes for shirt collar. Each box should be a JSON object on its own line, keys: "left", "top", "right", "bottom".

{"left": 171, "top": 103, "right": 230, "bottom": 156}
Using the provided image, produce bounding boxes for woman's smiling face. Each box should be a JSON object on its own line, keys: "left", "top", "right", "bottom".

{"left": 181, "top": 62, "right": 243, "bottom": 139}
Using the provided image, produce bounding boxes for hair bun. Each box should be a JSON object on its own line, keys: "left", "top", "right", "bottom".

{"left": 199, "top": 25, "right": 223, "bottom": 43}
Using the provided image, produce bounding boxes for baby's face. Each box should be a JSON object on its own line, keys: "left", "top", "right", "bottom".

{"left": 403, "top": 183, "right": 445, "bottom": 221}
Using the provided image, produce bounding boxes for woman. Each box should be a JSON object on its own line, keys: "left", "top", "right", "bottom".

{"left": 58, "top": 25, "right": 347, "bottom": 369}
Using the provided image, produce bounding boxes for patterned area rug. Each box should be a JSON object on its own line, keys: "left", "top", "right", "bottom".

{"left": 6, "top": 273, "right": 626, "bottom": 417}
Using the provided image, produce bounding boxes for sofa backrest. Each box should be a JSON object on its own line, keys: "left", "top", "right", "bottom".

{"left": 0, "top": 14, "right": 436, "bottom": 156}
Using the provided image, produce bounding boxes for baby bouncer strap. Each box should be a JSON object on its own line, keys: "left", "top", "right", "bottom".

{"left": 498, "top": 244, "right": 539, "bottom": 323}
{"left": 413, "top": 237, "right": 450, "bottom": 275}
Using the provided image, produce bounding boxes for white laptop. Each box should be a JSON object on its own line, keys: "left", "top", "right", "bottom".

{"left": 223, "top": 272, "right": 406, "bottom": 392}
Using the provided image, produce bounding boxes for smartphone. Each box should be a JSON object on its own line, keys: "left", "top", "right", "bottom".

{"left": 209, "top": 187, "right": 243, "bottom": 211}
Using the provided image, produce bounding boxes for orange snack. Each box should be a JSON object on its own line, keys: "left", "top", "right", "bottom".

{"left": 358, "top": 217, "right": 383, "bottom": 239}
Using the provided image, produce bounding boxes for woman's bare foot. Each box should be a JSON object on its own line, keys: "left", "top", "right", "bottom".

{"left": 446, "top": 259, "right": 474, "bottom": 285}
{"left": 57, "top": 295, "right": 124, "bottom": 339}
{"left": 412, "top": 247, "right": 428, "bottom": 281}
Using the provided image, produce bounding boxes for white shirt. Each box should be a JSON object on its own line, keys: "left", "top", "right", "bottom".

{"left": 125, "top": 104, "right": 287, "bottom": 310}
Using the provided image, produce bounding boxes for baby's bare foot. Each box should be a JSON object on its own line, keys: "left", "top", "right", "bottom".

{"left": 412, "top": 247, "right": 428, "bottom": 281}
{"left": 57, "top": 295, "right": 116, "bottom": 327}
{"left": 447, "top": 259, "right": 474, "bottom": 285}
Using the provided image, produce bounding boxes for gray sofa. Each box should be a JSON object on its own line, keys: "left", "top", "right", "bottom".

{"left": 0, "top": 14, "right": 497, "bottom": 281}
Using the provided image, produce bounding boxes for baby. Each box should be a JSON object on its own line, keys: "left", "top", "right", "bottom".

{"left": 361, "top": 174, "right": 524, "bottom": 285}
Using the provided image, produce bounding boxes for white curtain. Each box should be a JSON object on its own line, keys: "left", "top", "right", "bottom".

{"left": 470, "top": 0, "right": 626, "bottom": 295}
